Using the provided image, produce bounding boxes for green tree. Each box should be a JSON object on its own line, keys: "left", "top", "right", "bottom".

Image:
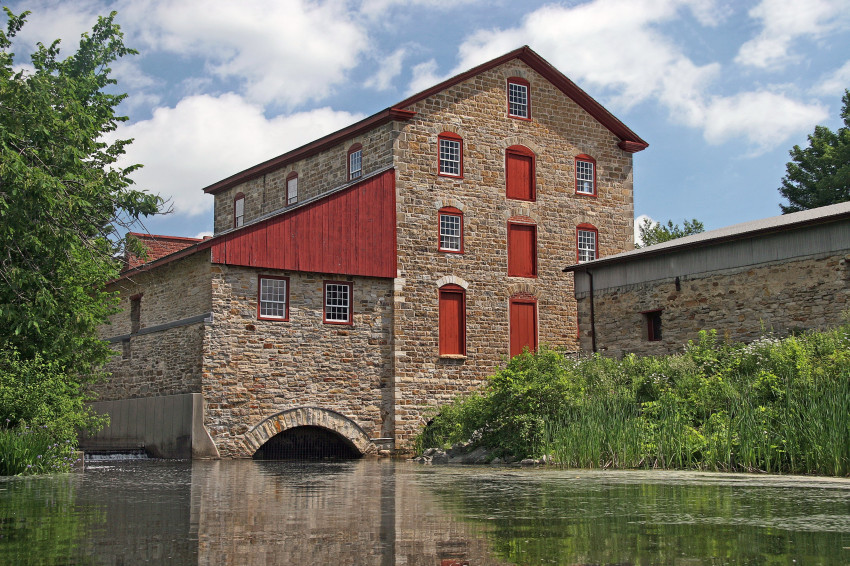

{"left": 636, "top": 217, "right": 704, "bottom": 248}
{"left": 778, "top": 90, "right": 850, "bottom": 213}
{"left": 0, "top": 10, "right": 160, "bottom": 431}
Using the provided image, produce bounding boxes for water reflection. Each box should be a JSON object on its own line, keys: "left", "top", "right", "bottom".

{"left": 1, "top": 460, "right": 849, "bottom": 565}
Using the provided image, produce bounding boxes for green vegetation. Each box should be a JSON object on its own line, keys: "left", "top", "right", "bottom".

{"left": 778, "top": 89, "right": 850, "bottom": 213}
{"left": 0, "top": 10, "right": 160, "bottom": 473}
{"left": 418, "top": 324, "right": 850, "bottom": 476}
{"left": 636, "top": 217, "right": 705, "bottom": 248}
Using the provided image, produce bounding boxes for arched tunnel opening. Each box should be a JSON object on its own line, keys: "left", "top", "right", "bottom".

{"left": 253, "top": 425, "right": 363, "bottom": 460}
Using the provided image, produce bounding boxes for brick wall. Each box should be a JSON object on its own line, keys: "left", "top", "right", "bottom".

{"left": 578, "top": 252, "right": 850, "bottom": 357}
{"left": 212, "top": 123, "right": 396, "bottom": 234}
{"left": 202, "top": 265, "right": 395, "bottom": 457}
{"left": 391, "top": 61, "right": 635, "bottom": 448}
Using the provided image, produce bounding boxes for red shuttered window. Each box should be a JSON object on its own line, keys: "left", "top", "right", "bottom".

{"left": 439, "top": 284, "right": 466, "bottom": 356}
{"left": 509, "top": 296, "right": 537, "bottom": 358}
{"left": 505, "top": 146, "right": 535, "bottom": 201}
{"left": 508, "top": 221, "right": 537, "bottom": 277}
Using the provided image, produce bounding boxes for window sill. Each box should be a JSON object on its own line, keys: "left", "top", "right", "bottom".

{"left": 439, "top": 354, "right": 467, "bottom": 360}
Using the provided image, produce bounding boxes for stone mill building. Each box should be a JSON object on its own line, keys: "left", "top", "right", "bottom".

{"left": 86, "top": 46, "right": 647, "bottom": 459}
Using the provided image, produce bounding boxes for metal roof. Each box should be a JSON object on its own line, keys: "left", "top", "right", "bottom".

{"left": 564, "top": 201, "right": 850, "bottom": 273}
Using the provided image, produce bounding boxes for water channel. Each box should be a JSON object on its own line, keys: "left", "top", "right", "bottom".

{"left": 1, "top": 459, "right": 849, "bottom": 565}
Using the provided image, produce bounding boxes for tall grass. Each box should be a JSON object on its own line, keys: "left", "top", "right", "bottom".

{"left": 418, "top": 323, "right": 850, "bottom": 476}
{"left": 0, "top": 423, "right": 80, "bottom": 476}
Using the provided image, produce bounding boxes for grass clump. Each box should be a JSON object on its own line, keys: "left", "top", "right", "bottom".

{"left": 0, "top": 423, "right": 80, "bottom": 475}
{"left": 417, "top": 324, "right": 850, "bottom": 476}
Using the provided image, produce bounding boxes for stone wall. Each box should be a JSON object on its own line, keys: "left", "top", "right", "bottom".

{"left": 212, "top": 122, "right": 395, "bottom": 234}
{"left": 202, "top": 265, "right": 394, "bottom": 457}
{"left": 578, "top": 252, "right": 850, "bottom": 357}
{"left": 391, "top": 61, "right": 635, "bottom": 448}
{"left": 96, "top": 251, "right": 212, "bottom": 401}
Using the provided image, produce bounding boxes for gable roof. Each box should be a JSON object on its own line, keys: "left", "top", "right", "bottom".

{"left": 203, "top": 46, "right": 647, "bottom": 196}
{"left": 563, "top": 201, "right": 850, "bottom": 273}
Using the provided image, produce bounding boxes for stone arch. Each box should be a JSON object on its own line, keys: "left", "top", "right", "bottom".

{"left": 435, "top": 275, "right": 470, "bottom": 290}
{"left": 434, "top": 197, "right": 466, "bottom": 212}
{"left": 503, "top": 136, "right": 544, "bottom": 157}
{"left": 242, "top": 407, "right": 376, "bottom": 456}
{"left": 508, "top": 281, "right": 539, "bottom": 298}
{"left": 505, "top": 207, "right": 541, "bottom": 223}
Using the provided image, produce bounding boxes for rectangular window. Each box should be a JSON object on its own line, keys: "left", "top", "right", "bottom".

{"left": 439, "top": 286, "right": 466, "bottom": 356}
{"left": 576, "top": 159, "right": 595, "bottom": 195}
{"left": 130, "top": 294, "right": 141, "bottom": 334}
{"left": 324, "top": 281, "right": 352, "bottom": 324}
{"left": 234, "top": 195, "right": 244, "bottom": 227}
{"left": 508, "top": 81, "right": 529, "bottom": 119}
{"left": 439, "top": 137, "right": 461, "bottom": 177}
{"left": 287, "top": 175, "right": 298, "bottom": 205}
{"left": 577, "top": 228, "right": 597, "bottom": 263}
{"left": 439, "top": 209, "right": 462, "bottom": 252}
{"left": 508, "top": 222, "right": 537, "bottom": 277}
{"left": 258, "top": 276, "right": 289, "bottom": 320}
{"left": 645, "top": 310, "right": 663, "bottom": 341}
{"left": 349, "top": 149, "right": 362, "bottom": 180}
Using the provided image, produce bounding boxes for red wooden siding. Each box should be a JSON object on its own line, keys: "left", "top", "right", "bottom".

{"left": 506, "top": 148, "right": 534, "bottom": 201}
{"left": 507, "top": 222, "right": 537, "bottom": 277}
{"left": 510, "top": 298, "right": 538, "bottom": 358}
{"left": 211, "top": 169, "right": 397, "bottom": 278}
{"left": 439, "top": 285, "right": 466, "bottom": 356}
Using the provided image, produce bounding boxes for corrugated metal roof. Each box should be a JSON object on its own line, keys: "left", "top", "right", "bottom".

{"left": 564, "top": 201, "right": 850, "bottom": 272}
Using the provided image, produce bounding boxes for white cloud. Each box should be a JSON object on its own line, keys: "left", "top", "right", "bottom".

{"left": 441, "top": 0, "right": 827, "bottom": 153}
{"left": 735, "top": 0, "right": 847, "bottom": 69}
{"left": 116, "top": 0, "right": 369, "bottom": 107}
{"left": 812, "top": 60, "right": 850, "bottom": 96}
{"left": 408, "top": 59, "right": 445, "bottom": 94}
{"left": 110, "top": 93, "right": 364, "bottom": 217}
{"left": 364, "top": 48, "right": 406, "bottom": 91}
{"left": 5, "top": 0, "right": 103, "bottom": 54}
{"left": 360, "top": 0, "right": 481, "bottom": 19}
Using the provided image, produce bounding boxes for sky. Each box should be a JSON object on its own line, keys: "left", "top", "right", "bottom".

{"left": 5, "top": 0, "right": 850, "bottom": 241}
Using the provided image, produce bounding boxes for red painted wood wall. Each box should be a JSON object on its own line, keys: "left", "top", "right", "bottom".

{"left": 509, "top": 298, "right": 538, "bottom": 358}
{"left": 211, "top": 169, "right": 397, "bottom": 278}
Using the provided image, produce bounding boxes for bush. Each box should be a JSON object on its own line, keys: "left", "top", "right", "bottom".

{"left": 0, "top": 424, "right": 81, "bottom": 475}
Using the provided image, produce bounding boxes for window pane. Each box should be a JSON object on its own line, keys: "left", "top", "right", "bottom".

{"left": 260, "top": 278, "right": 287, "bottom": 318}
{"left": 439, "top": 139, "right": 460, "bottom": 176}
{"left": 234, "top": 197, "right": 244, "bottom": 227}
{"left": 578, "top": 229, "right": 596, "bottom": 263}
{"left": 508, "top": 83, "right": 528, "bottom": 118}
{"left": 350, "top": 149, "right": 362, "bottom": 179}
{"left": 325, "top": 284, "right": 350, "bottom": 322}
{"left": 439, "top": 213, "right": 461, "bottom": 251}
{"left": 576, "top": 160, "right": 594, "bottom": 194}
{"left": 287, "top": 177, "right": 298, "bottom": 205}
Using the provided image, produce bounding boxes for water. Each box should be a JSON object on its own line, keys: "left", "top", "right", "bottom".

{"left": 1, "top": 459, "right": 849, "bottom": 565}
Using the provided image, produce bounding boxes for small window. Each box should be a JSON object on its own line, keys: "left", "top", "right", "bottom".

{"left": 507, "top": 77, "right": 531, "bottom": 120}
{"left": 438, "top": 132, "right": 463, "bottom": 178}
{"left": 234, "top": 193, "right": 245, "bottom": 228}
{"left": 644, "top": 310, "right": 663, "bottom": 341}
{"left": 507, "top": 221, "right": 537, "bottom": 277}
{"left": 505, "top": 145, "right": 535, "bottom": 201}
{"left": 286, "top": 172, "right": 298, "bottom": 205}
{"left": 575, "top": 154, "right": 596, "bottom": 196}
{"left": 324, "top": 281, "right": 353, "bottom": 325}
{"left": 438, "top": 207, "right": 463, "bottom": 253}
{"left": 258, "top": 276, "right": 289, "bottom": 321}
{"left": 348, "top": 144, "right": 362, "bottom": 181}
{"left": 439, "top": 284, "right": 466, "bottom": 356}
{"left": 577, "top": 224, "right": 598, "bottom": 263}
{"left": 130, "top": 294, "right": 142, "bottom": 334}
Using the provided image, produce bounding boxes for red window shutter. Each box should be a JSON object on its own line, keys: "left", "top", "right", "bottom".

{"left": 506, "top": 152, "right": 534, "bottom": 200}
{"left": 508, "top": 223, "right": 536, "bottom": 277}
{"left": 510, "top": 299, "right": 537, "bottom": 358}
{"left": 439, "top": 287, "right": 465, "bottom": 355}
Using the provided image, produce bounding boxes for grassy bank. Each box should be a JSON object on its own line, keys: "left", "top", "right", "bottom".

{"left": 417, "top": 324, "right": 850, "bottom": 476}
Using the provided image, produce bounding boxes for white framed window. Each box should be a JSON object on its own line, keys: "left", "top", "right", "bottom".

{"left": 438, "top": 133, "right": 462, "bottom": 177}
{"left": 508, "top": 79, "right": 530, "bottom": 119}
{"left": 234, "top": 193, "right": 245, "bottom": 228}
{"left": 349, "top": 146, "right": 362, "bottom": 180}
{"left": 439, "top": 208, "right": 463, "bottom": 252}
{"left": 324, "top": 281, "right": 352, "bottom": 324}
{"left": 576, "top": 157, "right": 596, "bottom": 195}
{"left": 577, "top": 226, "right": 597, "bottom": 263}
{"left": 287, "top": 173, "right": 298, "bottom": 205}
{"left": 258, "top": 276, "right": 289, "bottom": 320}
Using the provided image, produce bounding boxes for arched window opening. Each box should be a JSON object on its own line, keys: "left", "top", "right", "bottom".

{"left": 253, "top": 426, "right": 362, "bottom": 460}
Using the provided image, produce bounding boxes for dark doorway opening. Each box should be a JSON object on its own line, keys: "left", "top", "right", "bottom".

{"left": 253, "top": 426, "right": 362, "bottom": 460}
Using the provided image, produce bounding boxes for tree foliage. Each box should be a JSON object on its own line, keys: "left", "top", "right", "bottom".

{"left": 0, "top": 9, "right": 161, "bottom": 438}
{"left": 636, "top": 217, "right": 704, "bottom": 248}
{"left": 779, "top": 90, "right": 850, "bottom": 213}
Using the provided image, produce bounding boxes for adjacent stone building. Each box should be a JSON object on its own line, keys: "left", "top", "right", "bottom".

{"left": 89, "top": 46, "right": 647, "bottom": 458}
{"left": 563, "top": 202, "right": 850, "bottom": 357}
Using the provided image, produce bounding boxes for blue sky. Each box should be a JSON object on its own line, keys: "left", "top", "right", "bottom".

{"left": 6, "top": 0, "right": 850, "bottom": 241}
